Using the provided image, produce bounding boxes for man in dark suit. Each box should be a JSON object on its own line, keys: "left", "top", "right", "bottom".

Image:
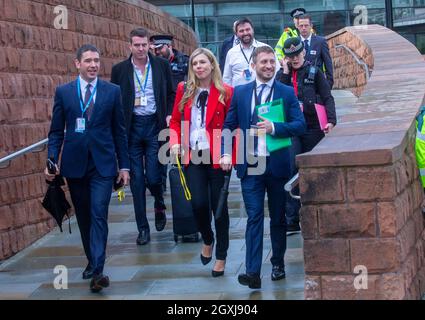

{"left": 298, "top": 15, "right": 334, "bottom": 88}
{"left": 110, "top": 28, "right": 175, "bottom": 246}
{"left": 220, "top": 46, "right": 306, "bottom": 289}
{"left": 45, "top": 44, "right": 130, "bottom": 293}
{"left": 219, "top": 20, "right": 240, "bottom": 74}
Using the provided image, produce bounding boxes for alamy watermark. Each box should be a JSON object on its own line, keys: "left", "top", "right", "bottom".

{"left": 53, "top": 265, "right": 68, "bottom": 290}
{"left": 353, "top": 265, "right": 368, "bottom": 290}
{"left": 53, "top": 5, "right": 68, "bottom": 30}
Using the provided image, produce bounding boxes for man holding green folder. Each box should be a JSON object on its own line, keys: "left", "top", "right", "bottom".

{"left": 220, "top": 46, "right": 306, "bottom": 289}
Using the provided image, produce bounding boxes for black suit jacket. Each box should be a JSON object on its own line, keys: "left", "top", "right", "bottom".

{"left": 110, "top": 52, "right": 175, "bottom": 134}
{"left": 219, "top": 35, "right": 235, "bottom": 74}
{"left": 305, "top": 35, "right": 334, "bottom": 89}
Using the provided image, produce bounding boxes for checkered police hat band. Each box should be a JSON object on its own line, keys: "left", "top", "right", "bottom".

{"left": 285, "top": 42, "right": 303, "bottom": 54}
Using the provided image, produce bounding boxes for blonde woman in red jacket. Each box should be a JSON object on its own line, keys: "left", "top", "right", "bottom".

{"left": 170, "top": 48, "right": 234, "bottom": 277}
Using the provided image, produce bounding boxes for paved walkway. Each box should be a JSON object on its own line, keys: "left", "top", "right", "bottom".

{"left": 0, "top": 90, "right": 357, "bottom": 300}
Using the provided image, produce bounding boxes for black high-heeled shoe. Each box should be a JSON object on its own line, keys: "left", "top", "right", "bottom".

{"left": 211, "top": 269, "right": 224, "bottom": 277}
{"left": 211, "top": 259, "right": 225, "bottom": 277}
{"left": 200, "top": 240, "right": 214, "bottom": 265}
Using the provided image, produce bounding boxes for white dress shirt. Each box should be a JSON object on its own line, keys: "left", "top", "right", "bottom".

{"left": 190, "top": 88, "right": 210, "bottom": 150}
{"left": 251, "top": 78, "right": 276, "bottom": 156}
{"left": 223, "top": 39, "right": 272, "bottom": 87}
{"left": 132, "top": 57, "right": 156, "bottom": 116}
{"left": 79, "top": 76, "right": 98, "bottom": 105}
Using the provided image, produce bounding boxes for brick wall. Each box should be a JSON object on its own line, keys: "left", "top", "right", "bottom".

{"left": 299, "top": 25, "right": 425, "bottom": 299}
{"left": 327, "top": 28, "right": 374, "bottom": 97}
{"left": 0, "top": 0, "right": 197, "bottom": 261}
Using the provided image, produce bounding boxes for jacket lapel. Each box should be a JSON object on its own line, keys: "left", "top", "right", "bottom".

{"left": 148, "top": 52, "right": 159, "bottom": 106}
{"left": 245, "top": 81, "right": 256, "bottom": 126}
{"left": 126, "top": 58, "right": 135, "bottom": 108}
{"left": 88, "top": 79, "right": 104, "bottom": 122}
{"left": 70, "top": 80, "right": 80, "bottom": 114}
{"left": 205, "top": 84, "right": 219, "bottom": 128}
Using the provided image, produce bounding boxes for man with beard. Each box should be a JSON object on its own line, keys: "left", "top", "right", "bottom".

{"left": 220, "top": 46, "right": 306, "bottom": 289}
{"left": 150, "top": 35, "right": 189, "bottom": 91}
{"left": 223, "top": 17, "right": 277, "bottom": 87}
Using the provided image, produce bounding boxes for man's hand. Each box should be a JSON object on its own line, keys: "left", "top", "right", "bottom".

{"left": 257, "top": 115, "right": 273, "bottom": 134}
{"left": 323, "top": 123, "right": 334, "bottom": 134}
{"left": 166, "top": 115, "right": 172, "bottom": 127}
{"left": 219, "top": 155, "right": 232, "bottom": 172}
{"left": 44, "top": 165, "right": 59, "bottom": 181}
{"left": 117, "top": 170, "right": 130, "bottom": 186}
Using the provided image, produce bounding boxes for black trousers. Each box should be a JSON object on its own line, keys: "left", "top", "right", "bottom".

{"left": 185, "top": 153, "right": 229, "bottom": 260}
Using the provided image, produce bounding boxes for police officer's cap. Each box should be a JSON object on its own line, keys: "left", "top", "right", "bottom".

{"left": 290, "top": 8, "right": 306, "bottom": 18}
{"left": 283, "top": 37, "right": 304, "bottom": 57}
{"left": 150, "top": 35, "right": 173, "bottom": 48}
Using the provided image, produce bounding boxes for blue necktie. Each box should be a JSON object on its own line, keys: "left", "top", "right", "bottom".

{"left": 85, "top": 84, "right": 94, "bottom": 121}
{"left": 304, "top": 39, "right": 310, "bottom": 53}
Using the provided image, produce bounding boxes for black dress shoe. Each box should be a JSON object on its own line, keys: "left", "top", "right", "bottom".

{"left": 82, "top": 264, "right": 94, "bottom": 280}
{"left": 155, "top": 208, "right": 167, "bottom": 232}
{"left": 90, "top": 274, "right": 110, "bottom": 293}
{"left": 287, "top": 223, "right": 301, "bottom": 235}
{"left": 136, "top": 230, "right": 150, "bottom": 245}
{"left": 238, "top": 273, "right": 261, "bottom": 289}
{"left": 271, "top": 265, "right": 286, "bottom": 281}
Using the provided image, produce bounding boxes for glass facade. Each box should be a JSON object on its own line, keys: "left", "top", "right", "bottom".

{"left": 146, "top": 0, "right": 425, "bottom": 55}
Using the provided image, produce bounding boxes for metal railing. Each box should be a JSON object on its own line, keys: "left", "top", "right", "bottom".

{"left": 335, "top": 43, "right": 371, "bottom": 80}
{"left": 0, "top": 138, "right": 48, "bottom": 169}
{"left": 284, "top": 173, "right": 300, "bottom": 200}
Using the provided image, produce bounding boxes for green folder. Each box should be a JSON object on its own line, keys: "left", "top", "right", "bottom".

{"left": 255, "top": 98, "right": 292, "bottom": 152}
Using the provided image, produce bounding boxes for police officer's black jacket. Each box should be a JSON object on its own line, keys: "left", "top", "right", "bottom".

{"left": 278, "top": 61, "right": 336, "bottom": 130}
{"left": 169, "top": 49, "right": 189, "bottom": 91}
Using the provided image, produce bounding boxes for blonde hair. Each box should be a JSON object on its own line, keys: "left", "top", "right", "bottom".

{"left": 179, "top": 48, "right": 228, "bottom": 112}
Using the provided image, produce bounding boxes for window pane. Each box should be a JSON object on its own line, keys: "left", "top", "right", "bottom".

{"left": 216, "top": 1, "right": 280, "bottom": 16}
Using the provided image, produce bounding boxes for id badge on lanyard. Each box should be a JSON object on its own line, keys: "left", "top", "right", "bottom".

{"left": 75, "top": 117, "right": 86, "bottom": 133}
{"left": 135, "top": 63, "right": 150, "bottom": 107}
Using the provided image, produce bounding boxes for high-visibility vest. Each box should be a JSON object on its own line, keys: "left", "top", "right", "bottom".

{"left": 275, "top": 27, "right": 299, "bottom": 61}
{"left": 415, "top": 106, "right": 425, "bottom": 187}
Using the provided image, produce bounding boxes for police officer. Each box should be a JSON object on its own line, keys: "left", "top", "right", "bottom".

{"left": 150, "top": 35, "right": 189, "bottom": 90}
{"left": 275, "top": 8, "right": 305, "bottom": 66}
{"left": 278, "top": 37, "right": 336, "bottom": 233}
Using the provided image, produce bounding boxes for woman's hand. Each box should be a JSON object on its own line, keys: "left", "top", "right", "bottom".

{"left": 323, "top": 123, "right": 334, "bottom": 134}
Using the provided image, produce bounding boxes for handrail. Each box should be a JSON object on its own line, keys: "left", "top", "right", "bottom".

{"left": 335, "top": 43, "right": 371, "bottom": 80}
{"left": 0, "top": 138, "right": 48, "bottom": 169}
{"left": 284, "top": 173, "right": 300, "bottom": 200}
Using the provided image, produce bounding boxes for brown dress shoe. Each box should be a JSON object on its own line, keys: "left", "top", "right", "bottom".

{"left": 90, "top": 274, "right": 110, "bottom": 293}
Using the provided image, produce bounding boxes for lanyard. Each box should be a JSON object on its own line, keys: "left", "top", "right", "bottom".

{"left": 134, "top": 63, "right": 150, "bottom": 96}
{"left": 253, "top": 83, "right": 274, "bottom": 106}
{"left": 292, "top": 70, "right": 298, "bottom": 96}
{"left": 240, "top": 44, "right": 254, "bottom": 66}
{"left": 77, "top": 79, "right": 97, "bottom": 116}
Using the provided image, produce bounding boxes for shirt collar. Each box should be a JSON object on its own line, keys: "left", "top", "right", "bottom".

{"left": 301, "top": 34, "right": 312, "bottom": 43}
{"left": 131, "top": 56, "right": 150, "bottom": 71}
{"left": 79, "top": 76, "right": 98, "bottom": 90}
{"left": 255, "top": 77, "right": 274, "bottom": 89}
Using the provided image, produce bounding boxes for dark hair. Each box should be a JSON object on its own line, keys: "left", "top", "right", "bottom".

{"left": 252, "top": 46, "right": 275, "bottom": 64}
{"left": 298, "top": 14, "right": 312, "bottom": 24}
{"left": 76, "top": 44, "right": 99, "bottom": 61}
{"left": 235, "top": 17, "right": 253, "bottom": 32}
{"left": 129, "top": 28, "right": 149, "bottom": 43}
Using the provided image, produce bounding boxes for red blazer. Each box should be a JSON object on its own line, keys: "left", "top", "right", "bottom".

{"left": 170, "top": 82, "right": 234, "bottom": 169}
